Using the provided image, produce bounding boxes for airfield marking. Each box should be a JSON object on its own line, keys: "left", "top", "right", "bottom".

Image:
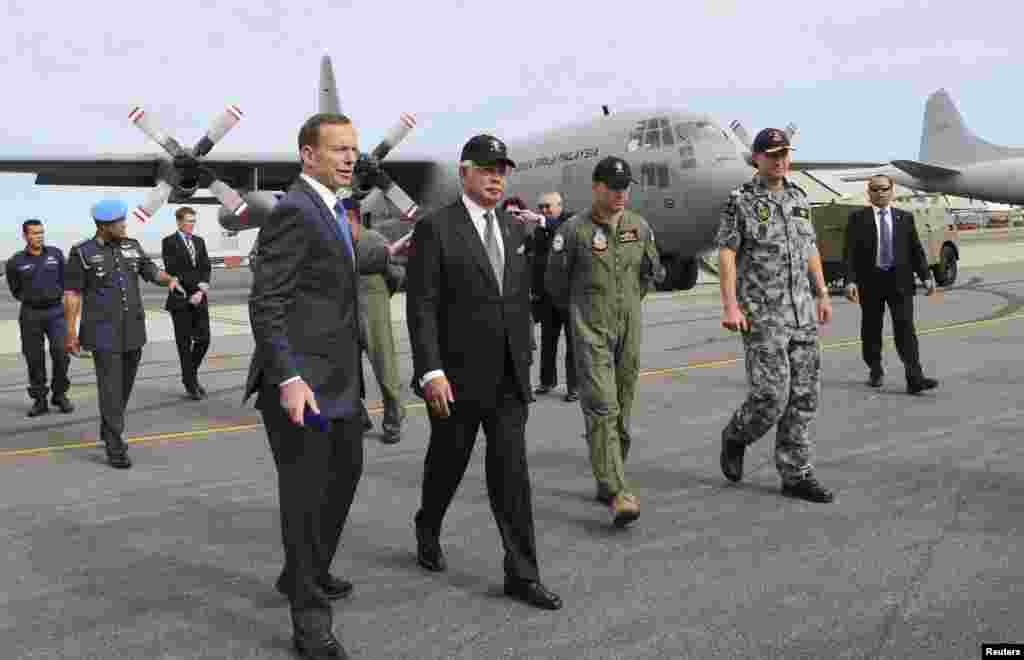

{"left": 2, "top": 309, "right": 1024, "bottom": 460}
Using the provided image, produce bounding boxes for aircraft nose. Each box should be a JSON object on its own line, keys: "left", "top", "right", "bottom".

{"left": 689, "top": 162, "right": 751, "bottom": 245}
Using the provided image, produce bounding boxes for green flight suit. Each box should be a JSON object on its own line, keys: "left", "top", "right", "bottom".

{"left": 545, "top": 208, "right": 662, "bottom": 496}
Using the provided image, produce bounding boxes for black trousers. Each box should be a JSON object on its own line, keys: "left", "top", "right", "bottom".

{"left": 539, "top": 303, "right": 577, "bottom": 392}
{"left": 20, "top": 309, "right": 69, "bottom": 400}
{"left": 92, "top": 349, "right": 143, "bottom": 457}
{"left": 170, "top": 305, "right": 211, "bottom": 388}
{"left": 261, "top": 398, "right": 364, "bottom": 620}
{"left": 416, "top": 351, "right": 540, "bottom": 582}
{"left": 859, "top": 270, "right": 923, "bottom": 380}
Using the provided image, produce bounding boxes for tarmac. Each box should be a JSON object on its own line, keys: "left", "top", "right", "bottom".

{"left": 1, "top": 241, "right": 1023, "bottom": 659}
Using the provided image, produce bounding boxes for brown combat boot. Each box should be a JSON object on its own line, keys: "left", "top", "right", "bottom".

{"left": 610, "top": 493, "right": 640, "bottom": 528}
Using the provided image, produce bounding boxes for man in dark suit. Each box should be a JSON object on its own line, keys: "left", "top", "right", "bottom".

{"left": 162, "top": 206, "right": 212, "bottom": 400}
{"left": 406, "top": 134, "right": 562, "bottom": 611}
{"left": 244, "top": 113, "right": 391, "bottom": 660}
{"left": 844, "top": 174, "right": 939, "bottom": 394}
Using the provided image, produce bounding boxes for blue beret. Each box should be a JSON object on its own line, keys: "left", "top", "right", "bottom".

{"left": 91, "top": 199, "right": 128, "bottom": 223}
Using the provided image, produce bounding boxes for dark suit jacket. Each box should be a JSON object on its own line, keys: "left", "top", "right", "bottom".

{"left": 844, "top": 206, "right": 930, "bottom": 292}
{"left": 406, "top": 199, "right": 533, "bottom": 407}
{"left": 161, "top": 232, "right": 211, "bottom": 312}
{"left": 244, "top": 177, "right": 382, "bottom": 420}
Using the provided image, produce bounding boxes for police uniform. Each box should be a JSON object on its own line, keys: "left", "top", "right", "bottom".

{"left": 5, "top": 242, "right": 72, "bottom": 415}
{"left": 64, "top": 200, "right": 168, "bottom": 468}
{"left": 715, "top": 128, "right": 833, "bottom": 503}
{"left": 545, "top": 157, "right": 662, "bottom": 525}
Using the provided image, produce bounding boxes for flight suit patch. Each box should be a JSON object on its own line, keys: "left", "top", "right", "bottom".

{"left": 619, "top": 229, "right": 639, "bottom": 243}
{"left": 756, "top": 201, "right": 771, "bottom": 222}
{"left": 121, "top": 248, "right": 140, "bottom": 258}
{"left": 592, "top": 230, "right": 608, "bottom": 252}
{"left": 88, "top": 254, "right": 104, "bottom": 264}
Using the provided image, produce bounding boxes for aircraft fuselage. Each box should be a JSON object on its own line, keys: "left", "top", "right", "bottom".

{"left": 891, "top": 159, "right": 1024, "bottom": 205}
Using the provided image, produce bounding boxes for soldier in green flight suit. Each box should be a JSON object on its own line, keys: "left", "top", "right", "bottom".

{"left": 545, "top": 156, "right": 663, "bottom": 527}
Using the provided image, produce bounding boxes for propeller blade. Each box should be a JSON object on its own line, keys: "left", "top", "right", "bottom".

{"left": 128, "top": 107, "right": 187, "bottom": 158}
{"left": 132, "top": 180, "right": 174, "bottom": 223}
{"left": 729, "top": 120, "right": 752, "bottom": 150}
{"left": 785, "top": 122, "right": 798, "bottom": 140}
{"left": 379, "top": 180, "right": 419, "bottom": 220}
{"left": 369, "top": 113, "right": 417, "bottom": 162}
{"left": 193, "top": 105, "right": 245, "bottom": 158}
{"left": 208, "top": 180, "right": 249, "bottom": 217}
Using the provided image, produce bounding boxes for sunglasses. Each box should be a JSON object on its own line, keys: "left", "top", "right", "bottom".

{"left": 869, "top": 186, "right": 892, "bottom": 192}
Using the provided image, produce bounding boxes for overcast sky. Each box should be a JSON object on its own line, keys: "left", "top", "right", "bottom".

{"left": 1, "top": 0, "right": 1020, "bottom": 256}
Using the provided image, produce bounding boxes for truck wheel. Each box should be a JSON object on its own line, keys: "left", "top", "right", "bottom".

{"left": 933, "top": 245, "right": 958, "bottom": 286}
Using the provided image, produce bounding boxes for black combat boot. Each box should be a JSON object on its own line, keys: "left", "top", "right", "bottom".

{"left": 781, "top": 475, "right": 834, "bottom": 503}
{"left": 720, "top": 427, "right": 745, "bottom": 482}
{"left": 52, "top": 395, "right": 74, "bottom": 414}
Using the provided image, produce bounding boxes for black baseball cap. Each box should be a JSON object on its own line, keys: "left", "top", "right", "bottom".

{"left": 592, "top": 156, "right": 636, "bottom": 190}
{"left": 460, "top": 134, "right": 516, "bottom": 168}
{"left": 751, "top": 128, "right": 794, "bottom": 154}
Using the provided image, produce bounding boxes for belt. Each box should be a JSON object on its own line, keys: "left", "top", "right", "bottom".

{"left": 23, "top": 300, "right": 62, "bottom": 310}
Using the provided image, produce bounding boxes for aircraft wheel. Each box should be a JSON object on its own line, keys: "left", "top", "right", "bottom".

{"left": 933, "top": 244, "right": 958, "bottom": 286}
{"left": 654, "top": 256, "right": 677, "bottom": 292}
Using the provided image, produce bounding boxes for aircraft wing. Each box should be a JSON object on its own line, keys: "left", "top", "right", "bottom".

{"left": 791, "top": 159, "right": 889, "bottom": 171}
{"left": 890, "top": 159, "right": 961, "bottom": 179}
{"left": 0, "top": 153, "right": 302, "bottom": 190}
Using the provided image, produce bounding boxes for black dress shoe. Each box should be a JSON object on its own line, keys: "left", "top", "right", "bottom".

{"left": 868, "top": 370, "right": 884, "bottom": 387}
{"left": 52, "top": 395, "right": 74, "bottom": 413}
{"left": 276, "top": 574, "right": 353, "bottom": 601}
{"left": 534, "top": 384, "right": 553, "bottom": 395}
{"left": 415, "top": 521, "right": 446, "bottom": 572}
{"left": 293, "top": 630, "right": 348, "bottom": 660}
{"left": 781, "top": 476, "right": 834, "bottom": 503}
{"left": 185, "top": 385, "right": 202, "bottom": 400}
{"left": 107, "top": 453, "right": 132, "bottom": 469}
{"left": 720, "top": 430, "right": 745, "bottom": 483}
{"left": 27, "top": 398, "right": 49, "bottom": 417}
{"left": 907, "top": 376, "right": 938, "bottom": 395}
{"left": 503, "top": 579, "right": 563, "bottom": 610}
{"left": 563, "top": 391, "right": 579, "bottom": 402}
{"left": 379, "top": 431, "right": 401, "bottom": 445}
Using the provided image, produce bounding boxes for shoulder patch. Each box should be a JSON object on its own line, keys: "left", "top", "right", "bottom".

{"left": 792, "top": 206, "right": 810, "bottom": 219}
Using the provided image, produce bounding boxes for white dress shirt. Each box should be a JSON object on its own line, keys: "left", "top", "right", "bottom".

{"left": 419, "top": 194, "right": 504, "bottom": 389}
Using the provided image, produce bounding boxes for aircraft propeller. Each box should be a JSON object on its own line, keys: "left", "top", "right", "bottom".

{"left": 128, "top": 105, "right": 247, "bottom": 222}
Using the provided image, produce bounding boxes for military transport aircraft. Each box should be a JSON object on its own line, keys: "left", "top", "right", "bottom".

{"left": 0, "top": 56, "right": 884, "bottom": 291}
{"left": 841, "top": 89, "right": 1024, "bottom": 206}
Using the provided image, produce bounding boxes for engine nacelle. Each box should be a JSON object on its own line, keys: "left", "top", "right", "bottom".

{"left": 217, "top": 191, "right": 280, "bottom": 232}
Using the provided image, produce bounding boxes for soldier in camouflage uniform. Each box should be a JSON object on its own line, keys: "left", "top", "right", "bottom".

{"left": 545, "top": 156, "right": 663, "bottom": 527}
{"left": 715, "top": 128, "right": 835, "bottom": 503}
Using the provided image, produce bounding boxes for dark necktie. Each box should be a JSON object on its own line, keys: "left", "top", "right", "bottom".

{"left": 483, "top": 210, "right": 503, "bottom": 292}
{"left": 878, "top": 207, "right": 893, "bottom": 269}
{"left": 333, "top": 200, "right": 355, "bottom": 264}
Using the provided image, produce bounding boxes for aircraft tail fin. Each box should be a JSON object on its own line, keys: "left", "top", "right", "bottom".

{"left": 319, "top": 55, "right": 342, "bottom": 114}
{"left": 920, "top": 89, "right": 1024, "bottom": 165}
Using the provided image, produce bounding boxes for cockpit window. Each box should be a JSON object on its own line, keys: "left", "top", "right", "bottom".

{"left": 627, "top": 117, "right": 675, "bottom": 152}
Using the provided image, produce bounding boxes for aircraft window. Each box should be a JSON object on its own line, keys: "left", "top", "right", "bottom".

{"left": 657, "top": 164, "right": 670, "bottom": 188}
{"left": 627, "top": 129, "right": 643, "bottom": 152}
{"left": 659, "top": 118, "right": 670, "bottom": 129}
{"left": 646, "top": 118, "right": 661, "bottom": 130}
{"left": 661, "top": 126, "right": 675, "bottom": 147}
{"left": 644, "top": 130, "right": 661, "bottom": 150}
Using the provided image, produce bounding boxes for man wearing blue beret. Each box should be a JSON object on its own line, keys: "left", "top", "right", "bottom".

{"left": 63, "top": 199, "right": 184, "bottom": 469}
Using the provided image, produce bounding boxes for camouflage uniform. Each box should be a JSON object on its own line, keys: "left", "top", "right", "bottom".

{"left": 545, "top": 208, "right": 661, "bottom": 497}
{"left": 715, "top": 174, "right": 820, "bottom": 484}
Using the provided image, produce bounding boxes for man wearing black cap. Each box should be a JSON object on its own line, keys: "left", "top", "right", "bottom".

{"left": 715, "top": 128, "right": 835, "bottom": 503}
{"left": 406, "top": 134, "right": 562, "bottom": 610}
{"left": 544, "top": 156, "right": 663, "bottom": 527}
{"left": 64, "top": 199, "right": 183, "bottom": 469}
{"left": 6, "top": 219, "right": 73, "bottom": 417}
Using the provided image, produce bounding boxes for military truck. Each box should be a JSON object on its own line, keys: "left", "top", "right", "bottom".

{"left": 810, "top": 198, "right": 960, "bottom": 291}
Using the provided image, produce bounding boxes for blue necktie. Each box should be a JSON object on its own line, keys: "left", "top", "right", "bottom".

{"left": 333, "top": 200, "right": 355, "bottom": 263}
{"left": 878, "top": 207, "right": 893, "bottom": 269}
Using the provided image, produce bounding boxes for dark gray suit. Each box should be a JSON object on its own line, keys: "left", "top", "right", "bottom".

{"left": 244, "top": 176, "right": 384, "bottom": 627}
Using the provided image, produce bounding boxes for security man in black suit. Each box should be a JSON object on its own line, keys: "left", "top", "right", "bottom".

{"left": 844, "top": 174, "right": 939, "bottom": 394}
{"left": 406, "top": 134, "right": 562, "bottom": 611}
{"left": 64, "top": 200, "right": 183, "bottom": 468}
{"left": 161, "top": 206, "right": 212, "bottom": 400}
{"left": 6, "top": 219, "right": 73, "bottom": 416}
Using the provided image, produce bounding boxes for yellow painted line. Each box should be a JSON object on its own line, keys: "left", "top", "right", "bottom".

{"left": 3, "top": 309, "right": 1023, "bottom": 460}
